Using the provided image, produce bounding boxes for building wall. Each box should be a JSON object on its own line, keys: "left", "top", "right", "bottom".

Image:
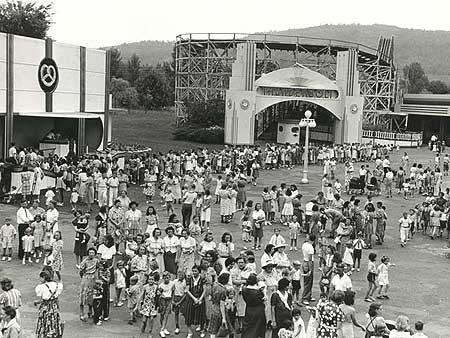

{"left": 0, "top": 34, "right": 6, "bottom": 114}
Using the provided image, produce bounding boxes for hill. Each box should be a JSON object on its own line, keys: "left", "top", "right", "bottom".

{"left": 105, "top": 40, "right": 173, "bottom": 66}
{"left": 105, "top": 24, "right": 450, "bottom": 81}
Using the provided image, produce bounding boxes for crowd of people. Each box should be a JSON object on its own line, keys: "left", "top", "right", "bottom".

{"left": 0, "top": 140, "right": 443, "bottom": 338}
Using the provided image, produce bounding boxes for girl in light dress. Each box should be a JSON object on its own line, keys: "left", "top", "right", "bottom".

{"left": 144, "top": 206, "right": 159, "bottom": 235}
{"left": 282, "top": 189, "right": 294, "bottom": 225}
{"left": 288, "top": 216, "right": 301, "bottom": 251}
{"left": 138, "top": 272, "right": 159, "bottom": 334}
{"left": 377, "top": 256, "right": 395, "bottom": 300}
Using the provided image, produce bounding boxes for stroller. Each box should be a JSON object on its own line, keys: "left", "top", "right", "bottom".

{"left": 348, "top": 177, "right": 365, "bottom": 195}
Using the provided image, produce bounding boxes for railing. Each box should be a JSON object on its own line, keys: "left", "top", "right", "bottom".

{"left": 362, "top": 130, "right": 423, "bottom": 145}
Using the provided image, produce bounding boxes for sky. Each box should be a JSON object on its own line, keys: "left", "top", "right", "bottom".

{"left": 22, "top": 0, "right": 450, "bottom": 47}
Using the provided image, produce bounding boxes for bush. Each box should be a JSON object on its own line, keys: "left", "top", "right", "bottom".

{"left": 173, "top": 125, "right": 224, "bottom": 144}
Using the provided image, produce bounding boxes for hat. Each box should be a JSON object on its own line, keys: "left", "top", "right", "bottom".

{"left": 275, "top": 243, "right": 287, "bottom": 250}
{"left": 262, "top": 258, "right": 277, "bottom": 269}
{"left": 292, "top": 260, "right": 301, "bottom": 266}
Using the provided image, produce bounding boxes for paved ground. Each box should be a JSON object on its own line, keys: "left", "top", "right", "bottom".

{"left": 2, "top": 147, "right": 450, "bottom": 338}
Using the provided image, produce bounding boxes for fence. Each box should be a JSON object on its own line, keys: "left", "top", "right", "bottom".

{"left": 362, "top": 130, "right": 423, "bottom": 147}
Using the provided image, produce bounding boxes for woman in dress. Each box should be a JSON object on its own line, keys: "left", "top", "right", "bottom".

{"left": 85, "top": 171, "right": 94, "bottom": 211}
{"left": 217, "top": 232, "right": 235, "bottom": 267}
{"left": 218, "top": 184, "right": 231, "bottom": 223}
{"left": 242, "top": 273, "right": 266, "bottom": 338}
{"left": 79, "top": 247, "right": 99, "bottom": 321}
{"left": 208, "top": 273, "right": 229, "bottom": 338}
{"left": 163, "top": 226, "right": 180, "bottom": 275}
{"left": 257, "top": 259, "right": 278, "bottom": 327}
{"left": 338, "top": 291, "right": 365, "bottom": 338}
{"left": 72, "top": 210, "right": 90, "bottom": 267}
{"left": 178, "top": 229, "right": 197, "bottom": 274}
{"left": 130, "top": 245, "right": 148, "bottom": 286}
{"left": 144, "top": 205, "right": 159, "bottom": 235}
{"left": 251, "top": 203, "right": 266, "bottom": 250}
{"left": 316, "top": 290, "right": 344, "bottom": 338}
{"left": 271, "top": 278, "right": 293, "bottom": 338}
{"left": 146, "top": 228, "right": 164, "bottom": 274}
{"left": 35, "top": 270, "right": 63, "bottom": 338}
{"left": 51, "top": 231, "right": 64, "bottom": 282}
{"left": 108, "top": 199, "right": 125, "bottom": 252}
{"left": 180, "top": 265, "right": 207, "bottom": 338}
{"left": 124, "top": 201, "right": 142, "bottom": 237}
{"left": 117, "top": 169, "right": 129, "bottom": 193}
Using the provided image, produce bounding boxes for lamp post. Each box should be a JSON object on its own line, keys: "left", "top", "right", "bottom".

{"left": 299, "top": 110, "right": 316, "bottom": 184}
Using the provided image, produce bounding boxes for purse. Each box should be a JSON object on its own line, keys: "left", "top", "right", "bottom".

{"left": 217, "top": 323, "right": 229, "bottom": 337}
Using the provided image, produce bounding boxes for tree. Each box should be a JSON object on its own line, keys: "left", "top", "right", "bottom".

{"left": 402, "top": 62, "right": 429, "bottom": 94}
{"left": 109, "top": 77, "right": 138, "bottom": 111}
{"left": 0, "top": 1, "right": 53, "bottom": 39}
{"left": 427, "top": 80, "right": 450, "bottom": 94}
{"left": 135, "top": 66, "right": 172, "bottom": 110}
{"left": 127, "top": 53, "right": 141, "bottom": 86}
{"left": 109, "top": 48, "right": 124, "bottom": 79}
{"left": 185, "top": 98, "right": 225, "bottom": 127}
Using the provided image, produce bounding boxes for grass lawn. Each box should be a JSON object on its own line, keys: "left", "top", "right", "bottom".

{"left": 111, "top": 109, "right": 222, "bottom": 153}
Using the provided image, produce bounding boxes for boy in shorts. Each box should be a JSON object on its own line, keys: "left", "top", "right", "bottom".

{"left": 0, "top": 218, "right": 17, "bottom": 261}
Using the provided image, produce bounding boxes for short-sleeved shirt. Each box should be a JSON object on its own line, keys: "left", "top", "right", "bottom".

{"left": 97, "top": 244, "right": 116, "bottom": 260}
{"left": 159, "top": 281, "right": 175, "bottom": 298}
{"left": 331, "top": 274, "right": 352, "bottom": 291}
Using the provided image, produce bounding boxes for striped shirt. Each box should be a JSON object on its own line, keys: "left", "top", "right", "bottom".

{"left": 0, "top": 289, "right": 22, "bottom": 309}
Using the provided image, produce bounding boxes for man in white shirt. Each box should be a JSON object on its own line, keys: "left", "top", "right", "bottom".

{"left": 398, "top": 212, "right": 411, "bottom": 247}
{"left": 330, "top": 264, "right": 352, "bottom": 294}
{"left": 301, "top": 234, "right": 315, "bottom": 305}
{"left": 16, "top": 200, "right": 34, "bottom": 259}
{"left": 382, "top": 156, "right": 391, "bottom": 175}
{"left": 8, "top": 143, "right": 17, "bottom": 158}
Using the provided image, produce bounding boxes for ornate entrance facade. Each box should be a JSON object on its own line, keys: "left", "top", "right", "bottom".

{"left": 224, "top": 43, "right": 364, "bottom": 145}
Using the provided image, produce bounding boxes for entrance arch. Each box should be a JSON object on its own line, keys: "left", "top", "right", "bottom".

{"left": 224, "top": 43, "right": 364, "bottom": 145}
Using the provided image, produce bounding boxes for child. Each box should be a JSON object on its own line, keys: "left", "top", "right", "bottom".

{"left": 51, "top": 231, "right": 64, "bottom": 282}
{"left": 158, "top": 271, "right": 174, "bottom": 337}
{"left": 42, "top": 245, "right": 53, "bottom": 266}
{"left": 342, "top": 241, "right": 354, "bottom": 273}
{"left": 164, "top": 188, "right": 174, "bottom": 216}
{"left": 292, "top": 307, "right": 306, "bottom": 338}
{"left": 92, "top": 279, "right": 104, "bottom": 325}
{"left": 138, "top": 272, "right": 159, "bottom": 333}
{"left": 31, "top": 215, "right": 45, "bottom": 262}
{"left": 334, "top": 178, "right": 342, "bottom": 195}
{"left": 21, "top": 227, "right": 34, "bottom": 265}
{"left": 44, "top": 188, "right": 55, "bottom": 207}
{"left": 319, "top": 265, "right": 332, "bottom": 296}
{"left": 325, "top": 183, "right": 334, "bottom": 206}
{"left": 246, "top": 253, "right": 256, "bottom": 274}
{"left": 289, "top": 216, "right": 301, "bottom": 251}
{"left": 291, "top": 261, "right": 302, "bottom": 304}
{"left": 269, "top": 228, "right": 286, "bottom": 248}
{"left": 412, "top": 321, "right": 429, "bottom": 338}
{"left": 352, "top": 232, "right": 365, "bottom": 272}
{"left": 0, "top": 218, "right": 17, "bottom": 262}
{"left": 377, "top": 256, "right": 395, "bottom": 300}
{"left": 127, "top": 275, "right": 140, "bottom": 324}
{"left": 224, "top": 288, "right": 237, "bottom": 337}
{"left": 172, "top": 271, "right": 187, "bottom": 334}
{"left": 70, "top": 188, "right": 79, "bottom": 211}
{"left": 365, "top": 252, "right": 378, "bottom": 302}
{"left": 114, "top": 260, "right": 126, "bottom": 307}
{"left": 241, "top": 216, "right": 252, "bottom": 244}
{"left": 278, "top": 319, "right": 294, "bottom": 338}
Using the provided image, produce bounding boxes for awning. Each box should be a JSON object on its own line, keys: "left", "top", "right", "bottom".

{"left": 15, "top": 112, "right": 103, "bottom": 119}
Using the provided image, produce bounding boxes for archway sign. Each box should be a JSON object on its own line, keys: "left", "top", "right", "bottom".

{"left": 224, "top": 42, "right": 364, "bottom": 145}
